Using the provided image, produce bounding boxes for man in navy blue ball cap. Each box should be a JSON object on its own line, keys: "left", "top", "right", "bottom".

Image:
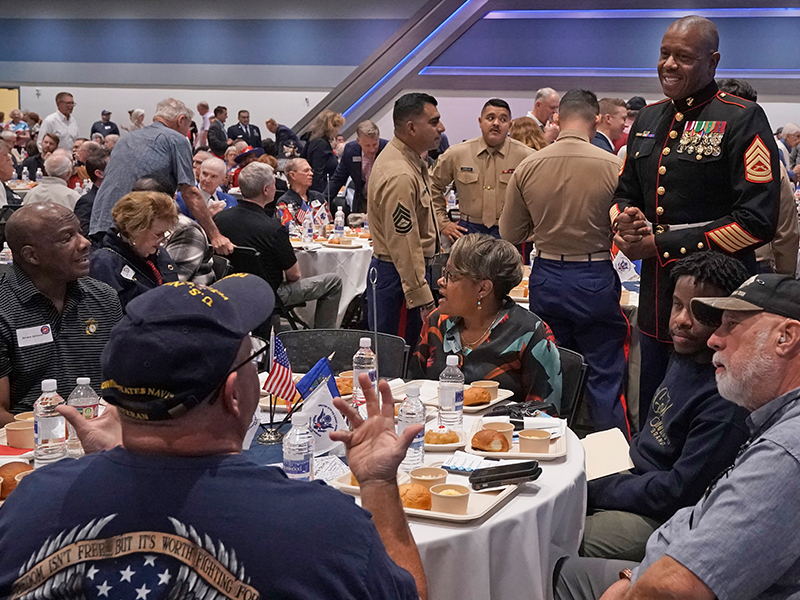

{"left": 0, "top": 274, "right": 426, "bottom": 600}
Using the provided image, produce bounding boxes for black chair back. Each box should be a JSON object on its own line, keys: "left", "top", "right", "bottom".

{"left": 557, "top": 346, "right": 588, "bottom": 424}
{"left": 277, "top": 329, "right": 409, "bottom": 379}
{"left": 211, "top": 255, "right": 230, "bottom": 281}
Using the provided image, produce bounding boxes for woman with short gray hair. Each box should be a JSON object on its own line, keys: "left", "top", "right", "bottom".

{"left": 410, "top": 234, "right": 562, "bottom": 407}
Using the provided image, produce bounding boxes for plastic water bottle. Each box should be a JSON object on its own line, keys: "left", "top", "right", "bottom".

{"left": 35, "top": 168, "right": 43, "bottom": 182}
{"left": 302, "top": 211, "right": 314, "bottom": 243}
{"left": 66, "top": 377, "right": 100, "bottom": 458}
{"left": 362, "top": 215, "right": 370, "bottom": 234}
{"left": 397, "top": 383, "right": 425, "bottom": 472}
{"left": 439, "top": 355, "right": 464, "bottom": 430}
{"left": 334, "top": 206, "right": 345, "bottom": 239}
{"left": 10, "top": 170, "right": 18, "bottom": 186}
{"left": 21, "top": 167, "right": 29, "bottom": 183}
{"left": 34, "top": 379, "right": 67, "bottom": 468}
{"left": 0, "top": 243, "right": 12, "bottom": 264}
{"left": 282, "top": 412, "right": 314, "bottom": 481}
{"left": 352, "top": 337, "right": 377, "bottom": 406}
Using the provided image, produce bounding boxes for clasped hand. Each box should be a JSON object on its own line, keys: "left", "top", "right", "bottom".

{"left": 614, "top": 207, "right": 657, "bottom": 260}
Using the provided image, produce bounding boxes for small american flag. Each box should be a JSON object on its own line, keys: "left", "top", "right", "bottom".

{"left": 262, "top": 337, "right": 298, "bottom": 409}
{"left": 295, "top": 200, "right": 311, "bottom": 225}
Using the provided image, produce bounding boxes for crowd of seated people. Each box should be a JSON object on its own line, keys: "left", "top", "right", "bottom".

{"left": 1, "top": 13, "right": 799, "bottom": 597}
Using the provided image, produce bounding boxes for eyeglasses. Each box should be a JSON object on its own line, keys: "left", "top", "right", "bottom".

{"left": 441, "top": 267, "right": 465, "bottom": 284}
{"left": 207, "top": 335, "right": 270, "bottom": 406}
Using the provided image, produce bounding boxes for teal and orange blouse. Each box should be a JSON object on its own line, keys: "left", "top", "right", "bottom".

{"left": 410, "top": 298, "right": 563, "bottom": 408}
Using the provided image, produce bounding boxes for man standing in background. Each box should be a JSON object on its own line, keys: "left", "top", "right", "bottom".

{"left": 37, "top": 92, "right": 79, "bottom": 152}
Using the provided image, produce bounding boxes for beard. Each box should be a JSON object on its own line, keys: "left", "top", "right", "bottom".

{"left": 715, "top": 329, "right": 781, "bottom": 411}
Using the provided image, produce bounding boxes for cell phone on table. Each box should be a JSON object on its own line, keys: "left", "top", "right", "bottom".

{"left": 469, "top": 460, "right": 541, "bottom": 490}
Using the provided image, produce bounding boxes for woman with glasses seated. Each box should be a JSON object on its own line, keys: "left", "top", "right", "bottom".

{"left": 409, "top": 234, "right": 563, "bottom": 408}
{"left": 90, "top": 191, "right": 179, "bottom": 310}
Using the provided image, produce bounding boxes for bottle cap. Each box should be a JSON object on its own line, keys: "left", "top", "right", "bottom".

{"left": 446, "top": 355, "right": 459, "bottom": 366}
{"left": 41, "top": 379, "right": 57, "bottom": 392}
{"left": 76, "top": 377, "right": 91, "bottom": 386}
{"left": 405, "top": 383, "right": 420, "bottom": 397}
{"left": 359, "top": 337, "right": 372, "bottom": 348}
{"left": 291, "top": 412, "right": 308, "bottom": 426}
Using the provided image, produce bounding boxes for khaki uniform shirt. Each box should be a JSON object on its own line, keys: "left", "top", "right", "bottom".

{"left": 500, "top": 129, "right": 622, "bottom": 254}
{"left": 755, "top": 163, "right": 799, "bottom": 274}
{"left": 431, "top": 136, "right": 533, "bottom": 229}
{"left": 368, "top": 137, "right": 438, "bottom": 308}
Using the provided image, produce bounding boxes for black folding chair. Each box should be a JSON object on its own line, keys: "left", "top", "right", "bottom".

{"left": 277, "top": 329, "right": 409, "bottom": 379}
{"left": 557, "top": 346, "right": 589, "bottom": 430}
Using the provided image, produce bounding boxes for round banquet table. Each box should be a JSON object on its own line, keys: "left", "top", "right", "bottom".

{"left": 292, "top": 241, "right": 373, "bottom": 326}
{"left": 411, "top": 412, "right": 586, "bottom": 600}
{"left": 247, "top": 407, "right": 586, "bottom": 600}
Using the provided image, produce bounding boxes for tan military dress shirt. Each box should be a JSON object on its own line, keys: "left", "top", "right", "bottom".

{"left": 368, "top": 137, "right": 438, "bottom": 308}
{"left": 431, "top": 136, "right": 533, "bottom": 230}
{"left": 499, "top": 129, "right": 622, "bottom": 255}
{"left": 755, "top": 163, "right": 800, "bottom": 274}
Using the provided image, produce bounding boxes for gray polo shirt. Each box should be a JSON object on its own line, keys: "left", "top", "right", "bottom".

{"left": 89, "top": 121, "right": 195, "bottom": 235}
{"left": 633, "top": 387, "right": 800, "bottom": 599}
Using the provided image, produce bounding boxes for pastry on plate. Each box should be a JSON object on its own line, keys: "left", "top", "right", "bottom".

{"left": 463, "top": 386, "right": 492, "bottom": 406}
{"left": 424, "top": 426, "right": 460, "bottom": 445}
{"left": 470, "top": 429, "right": 510, "bottom": 452}
{"left": 335, "top": 377, "right": 354, "bottom": 396}
{"left": 399, "top": 483, "right": 432, "bottom": 510}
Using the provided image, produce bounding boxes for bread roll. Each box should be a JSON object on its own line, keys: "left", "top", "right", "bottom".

{"left": 336, "top": 377, "right": 354, "bottom": 396}
{"left": 0, "top": 462, "right": 33, "bottom": 499}
{"left": 399, "top": 483, "right": 432, "bottom": 510}
{"left": 424, "top": 427, "right": 460, "bottom": 444}
{"left": 328, "top": 237, "right": 341, "bottom": 245}
{"left": 471, "top": 429, "right": 510, "bottom": 452}
{"left": 463, "top": 386, "right": 492, "bottom": 406}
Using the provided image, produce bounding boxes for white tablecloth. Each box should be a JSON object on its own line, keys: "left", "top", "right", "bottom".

{"left": 293, "top": 243, "right": 372, "bottom": 326}
{"left": 411, "top": 413, "right": 586, "bottom": 600}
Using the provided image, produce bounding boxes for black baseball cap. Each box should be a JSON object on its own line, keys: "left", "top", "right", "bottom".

{"left": 626, "top": 96, "right": 647, "bottom": 111}
{"left": 101, "top": 274, "right": 274, "bottom": 420}
{"left": 692, "top": 274, "right": 800, "bottom": 326}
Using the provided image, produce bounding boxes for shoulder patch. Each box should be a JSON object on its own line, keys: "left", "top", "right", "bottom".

{"left": 744, "top": 135, "right": 773, "bottom": 183}
{"left": 392, "top": 203, "right": 413, "bottom": 234}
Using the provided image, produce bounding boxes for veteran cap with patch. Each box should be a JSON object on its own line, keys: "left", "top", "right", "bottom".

{"left": 100, "top": 274, "right": 274, "bottom": 420}
{"left": 691, "top": 274, "right": 800, "bottom": 327}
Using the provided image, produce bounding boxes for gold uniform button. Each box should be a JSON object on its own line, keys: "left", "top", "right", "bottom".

{"left": 696, "top": 154, "right": 703, "bottom": 161}
{"left": 697, "top": 242, "right": 704, "bottom": 249}
{"left": 659, "top": 166, "right": 667, "bottom": 175}
{"left": 669, "top": 130, "right": 678, "bottom": 139}
{"left": 675, "top": 113, "right": 684, "bottom": 122}
{"left": 680, "top": 247, "right": 687, "bottom": 254}
{"left": 662, "top": 147, "right": 671, "bottom": 156}
{"left": 655, "top": 225, "right": 665, "bottom": 234}
{"left": 656, "top": 206, "right": 664, "bottom": 215}
{"left": 657, "top": 186, "right": 665, "bottom": 195}
{"left": 663, "top": 252, "right": 670, "bottom": 259}
{"left": 720, "top": 92, "right": 727, "bottom": 97}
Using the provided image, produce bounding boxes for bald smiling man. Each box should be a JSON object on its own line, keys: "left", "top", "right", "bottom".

{"left": 0, "top": 203, "right": 121, "bottom": 423}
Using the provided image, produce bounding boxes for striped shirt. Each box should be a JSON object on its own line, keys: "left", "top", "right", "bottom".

{"left": 0, "top": 265, "right": 122, "bottom": 412}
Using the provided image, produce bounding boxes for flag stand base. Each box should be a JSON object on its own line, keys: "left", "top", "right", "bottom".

{"left": 257, "top": 428, "right": 284, "bottom": 446}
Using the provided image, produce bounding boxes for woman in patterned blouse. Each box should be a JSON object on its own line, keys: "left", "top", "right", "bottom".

{"left": 410, "top": 234, "right": 562, "bottom": 408}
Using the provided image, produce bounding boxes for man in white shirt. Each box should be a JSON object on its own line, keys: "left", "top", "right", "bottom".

{"left": 527, "top": 87, "right": 560, "bottom": 142}
{"left": 196, "top": 101, "right": 211, "bottom": 148}
{"left": 37, "top": 92, "right": 79, "bottom": 152}
{"left": 21, "top": 149, "right": 80, "bottom": 210}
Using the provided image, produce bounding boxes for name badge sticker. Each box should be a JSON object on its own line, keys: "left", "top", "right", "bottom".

{"left": 352, "top": 156, "right": 362, "bottom": 163}
{"left": 17, "top": 324, "right": 54, "bottom": 348}
{"left": 120, "top": 265, "right": 136, "bottom": 281}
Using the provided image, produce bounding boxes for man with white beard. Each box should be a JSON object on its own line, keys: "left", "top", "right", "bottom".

{"left": 555, "top": 273, "right": 800, "bottom": 599}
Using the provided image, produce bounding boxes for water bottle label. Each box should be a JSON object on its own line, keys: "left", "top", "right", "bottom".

{"left": 454, "top": 389, "right": 463, "bottom": 412}
{"left": 284, "top": 455, "right": 313, "bottom": 480}
{"left": 410, "top": 429, "right": 424, "bottom": 451}
{"left": 76, "top": 403, "right": 100, "bottom": 420}
{"left": 34, "top": 417, "right": 65, "bottom": 444}
{"left": 439, "top": 387, "right": 456, "bottom": 411}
